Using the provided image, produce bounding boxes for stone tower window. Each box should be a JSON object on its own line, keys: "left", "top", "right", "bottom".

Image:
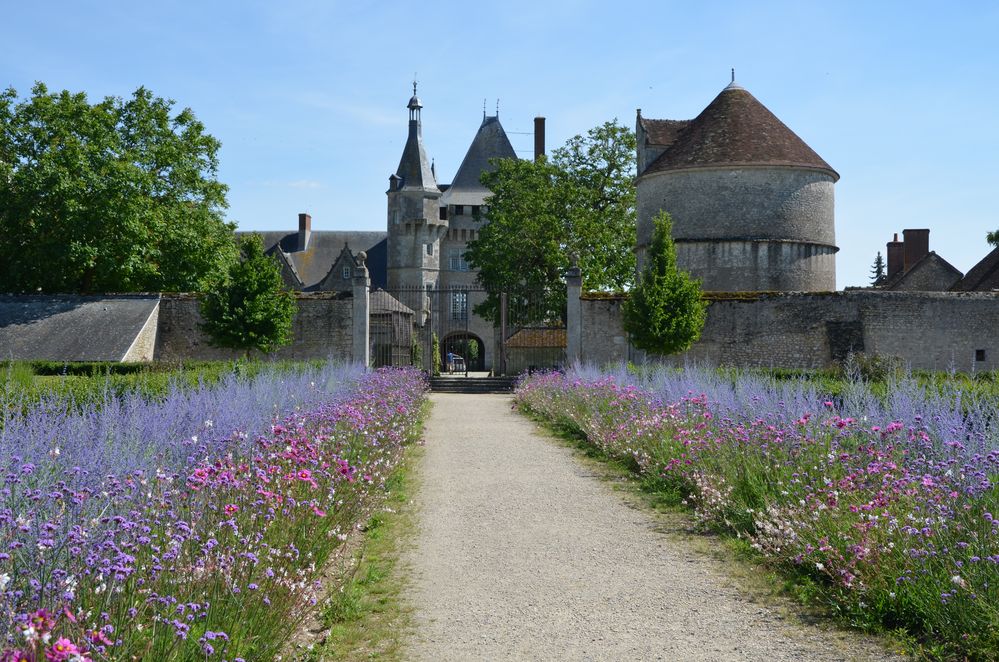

{"left": 976, "top": 349, "right": 986, "bottom": 362}
{"left": 439, "top": 206, "right": 447, "bottom": 220}
{"left": 454, "top": 205, "right": 464, "bottom": 216}
{"left": 426, "top": 243, "right": 434, "bottom": 256}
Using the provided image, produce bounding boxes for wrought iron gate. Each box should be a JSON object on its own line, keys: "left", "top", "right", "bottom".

{"left": 374, "top": 285, "right": 565, "bottom": 376}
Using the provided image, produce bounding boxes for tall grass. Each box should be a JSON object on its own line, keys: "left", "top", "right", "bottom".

{"left": 517, "top": 365, "right": 999, "bottom": 660}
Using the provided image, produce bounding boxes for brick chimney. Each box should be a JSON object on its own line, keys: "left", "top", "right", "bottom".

{"left": 902, "top": 228, "right": 929, "bottom": 272}
{"left": 534, "top": 117, "right": 545, "bottom": 162}
{"left": 886, "top": 233, "right": 903, "bottom": 278}
{"left": 297, "top": 213, "right": 312, "bottom": 252}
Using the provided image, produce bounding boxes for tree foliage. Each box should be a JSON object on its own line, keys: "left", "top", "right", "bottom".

{"left": 988, "top": 230, "right": 998, "bottom": 248}
{"left": 0, "top": 83, "right": 237, "bottom": 293}
{"left": 869, "top": 250, "right": 886, "bottom": 285}
{"left": 465, "top": 120, "right": 636, "bottom": 322}
{"left": 200, "top": 234, "right": 297, "bottom": 357}
{"left": 622, "top": 212, "right": 707, "bottom": 356}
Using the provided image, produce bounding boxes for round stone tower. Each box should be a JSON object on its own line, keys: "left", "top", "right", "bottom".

{"left": 635, "top": 80, "right": 839, "bottom": 292}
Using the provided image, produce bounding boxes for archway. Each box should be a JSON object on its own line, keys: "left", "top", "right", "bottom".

{"left": 441, "top": 332, "right": 485, "bottom": 374}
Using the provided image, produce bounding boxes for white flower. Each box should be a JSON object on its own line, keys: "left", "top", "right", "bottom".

{"left": 815, "top": 562, "right": 825, "bottom": 571}
{"left": 0, "top": 573, "right": 10, "bottom": 591}
{"left": 952, "top": 575, "right": 968, "bottom": 589}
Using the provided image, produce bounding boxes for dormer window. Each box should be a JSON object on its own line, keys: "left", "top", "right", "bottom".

{"left": 342, "top": 266, "right": 351, "bottom": 280}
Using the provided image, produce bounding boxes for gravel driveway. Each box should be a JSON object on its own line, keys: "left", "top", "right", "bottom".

{"left": 402, "top": 393, "right": 902, "bottom": 661}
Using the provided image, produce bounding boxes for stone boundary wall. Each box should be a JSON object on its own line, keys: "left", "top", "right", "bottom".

{"left": 155, "top": 293, "right": 354, "bottom": 361}
{"left": 579, "top": 290, "right": 999, "bottom": 371}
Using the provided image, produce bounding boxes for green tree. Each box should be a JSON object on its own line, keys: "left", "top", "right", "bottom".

{"left": 0, "top": 83, "right": 237, "bottom": 293}
{"left": 869, "top": 250, "right": 886, "bottom": 285}
{"left": 466, "top": 120, "right": 636, "bottom": 322}
{"left": 988, "top": 230, "right": 998, "bottom": 248}
{"left": 200, "top": 234, "right": 297, "bottom": 357}
{"left": 622, "top": 212, "right": 707, "bottom": 356}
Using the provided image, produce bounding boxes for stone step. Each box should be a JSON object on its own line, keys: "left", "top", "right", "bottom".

{"left": 429, "top": 376, "right": 518, "bottom": 394}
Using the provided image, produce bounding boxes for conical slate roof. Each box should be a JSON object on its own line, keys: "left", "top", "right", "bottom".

{"left": 395, "top": 123, "right": 438, "bottom": 191}
{"left": 442, "top": 115, "right": 516, "bottom": 205}
{"left": 643, "top": 83, "right": 838, "bottom": 180}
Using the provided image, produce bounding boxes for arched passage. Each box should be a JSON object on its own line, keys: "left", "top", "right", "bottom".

{"left": 441, "top": 332, "right": 485, "bottom": 374}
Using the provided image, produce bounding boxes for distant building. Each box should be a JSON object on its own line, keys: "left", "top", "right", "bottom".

{"left": 878, "top": 228, "right": 999, "bottom": 292}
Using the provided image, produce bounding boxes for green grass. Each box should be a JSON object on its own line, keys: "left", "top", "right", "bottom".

{"left": 292, "top": 407, "right": 427, "bottom": 662}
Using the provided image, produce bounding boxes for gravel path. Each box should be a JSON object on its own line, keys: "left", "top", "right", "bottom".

{"left": 402, "top": 393, "right": 902, "bottom": 661}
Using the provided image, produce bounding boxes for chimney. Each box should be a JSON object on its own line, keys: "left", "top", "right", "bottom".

{"left": 298, "top": 213, "right": 312, "bottom": 252}
{"left": 902, "top": 228, "right": 929, "bottom": 272}
{"left": 886, "top": 233, "right": 903, "bottom": 278}
{"left": 534, "top": 116, "right": 546, "bottom": 161}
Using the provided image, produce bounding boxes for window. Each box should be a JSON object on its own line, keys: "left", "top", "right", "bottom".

{"left": 426, "top": 243, "right": 433, "bottom": 256}
{"left": 976, "top": 349, "right": 986, "bottom": 362}
{"left": 453, "top": 205, "right": 464, "bottom": 216}
{"left": 471, "top": 205, "right": 480, "bottom": 217}
{"left": 448, "top": 248, "right": 469, "bottom": 271}
{"left": 439, "top": 206, "right": 447, "bottom": 220}
{"left": 342, "top": 266, "right": 351, "bottom": 280}
{"left": 450, "top": 291, "right": 468, "bottom": 321}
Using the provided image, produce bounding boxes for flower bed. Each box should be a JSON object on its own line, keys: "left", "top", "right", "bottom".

{"left": 0, "top": 365, "right": 426, "bottom": 660}
{"left": 516, "top": 367, "right": 999, "bottom": 659}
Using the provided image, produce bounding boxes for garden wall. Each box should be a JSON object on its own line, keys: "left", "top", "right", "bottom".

{"left": 155, "top": 293, "right": 354, "bottom": 361}
{"left": 579, "top": 290, "right": 999, "bottom": 371}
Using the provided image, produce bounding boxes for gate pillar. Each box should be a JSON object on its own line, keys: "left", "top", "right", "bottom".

{"left": 566, "top": 261, "right": 582, "bottom": 365}
{"left": 353, "top": 251, "right": 371, "bottom": 367}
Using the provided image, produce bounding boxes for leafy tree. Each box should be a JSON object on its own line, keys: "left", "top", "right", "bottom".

{"left": 200, "top": 235, "right": 297, "bottom": 357}
{"left": 466, "top": 120, "right": 636, "bottom": 322}
{"left": 988, "top": 230, "right": 998, "bottom": 248}
{"left": 0, "top": 83, "right": 237, "bottom": 293}
{"left": 869, "top": 250, "right": 886, "bottom": 285}
{"left": 622, "top": 212, "right": 707, "bottom": 356}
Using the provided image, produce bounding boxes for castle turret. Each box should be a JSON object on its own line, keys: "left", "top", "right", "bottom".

{"left": 387, "top": 84, "right": 447, "bottom": 317}
{"left": 636, "top": 77, "right": 839, "bottom": 292}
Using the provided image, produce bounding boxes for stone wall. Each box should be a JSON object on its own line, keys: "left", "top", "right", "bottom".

{"left": 636, "top": 166, "right": 836, "bottom": 291}
{"left": 578, "top": 290, "right": 999, "bottom": 371}
{"left": 155, "top": 293, "right": 354, "bottom": 361}
{"left": 580, "top": 295, "right": 630, "bottom": 366}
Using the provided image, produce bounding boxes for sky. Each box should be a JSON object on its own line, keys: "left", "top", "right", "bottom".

{"left": 3, "top": 0, "right": 998, "bottom": 289}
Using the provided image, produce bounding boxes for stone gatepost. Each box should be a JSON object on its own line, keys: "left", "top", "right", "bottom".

{"left": 566, "top": 258, "right": 582, "bottom": 365}
{"left": 352, "top": 251, "right": 370, "bottom": 367}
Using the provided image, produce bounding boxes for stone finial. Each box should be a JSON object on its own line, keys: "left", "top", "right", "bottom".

{"left": 356, "top": 250, "right": 367, "bottom": 267}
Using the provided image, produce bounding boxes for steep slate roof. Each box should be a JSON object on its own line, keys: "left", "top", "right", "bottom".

{"left": 951, "top": 246, "right": 999, "bottom": 291}
{"left": 395, "top": 98, "right": 439, "bottom": 192}
{"left": 642, "top": 83, "right": 838, "bottom": 180}
{"left": 248, "top": 231, "right": 388, "bottom": 291}
{"left": 0, "top": 295, "right": 159, "bottom": 361}
{"left": 441, "top": 115, "right": 517, "bottom": 207}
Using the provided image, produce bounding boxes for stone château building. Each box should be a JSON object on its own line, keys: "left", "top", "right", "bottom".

{"left": 251, "top": 85, "right": 528, "bottom": 371}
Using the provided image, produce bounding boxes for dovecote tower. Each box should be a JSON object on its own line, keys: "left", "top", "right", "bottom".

{"left": 636, "top": 77, "right": 839, "bottom": 291}
{"left": 386, "top": 84, "right": 447, "bottom": 317}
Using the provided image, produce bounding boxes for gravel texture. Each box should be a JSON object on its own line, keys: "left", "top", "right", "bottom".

{"left": 402, "top": 393, "right": 902, "bottom": 661}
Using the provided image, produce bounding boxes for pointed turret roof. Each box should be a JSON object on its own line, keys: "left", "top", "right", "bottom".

{"left": 442, "top": 114, "right": 516, "bottom": 206}
{"left": 394, "top": 87, "right": 438, "bottom": 192}
{"left": 642, "top": 83, "right": 838, "bottom": 180}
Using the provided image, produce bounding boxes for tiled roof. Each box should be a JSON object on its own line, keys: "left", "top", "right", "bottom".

{"left": 642, "top": 84, "right": 838, "bottom": 180}
{"left": 951, "top": 246, "right": 999, "bottom": 291}
{"left": 370, "top": 289, "right": 414, "bottom": 315}
{"left": 504, "top": 328, "right": 567, "bottom": 348}
{"left": 639, "top": 118, "right": 689, "bottom": 147}
{"left": 882, "top": 252, "right": 962, "bottom": 291}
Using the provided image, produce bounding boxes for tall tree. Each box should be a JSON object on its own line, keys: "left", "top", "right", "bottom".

{"left": 200, "top": 234, "right": 297, "bottom": 357}
{"left": 869, "top": 250, "right": 886, "bottom": 285}
{"left": 0, "top": 83, "right": 237, "bottom": 293}
{"left": 465, "top": 120, "right": 636, "bottom": 322}
{"left": 623, "top": 212, "right": 707, "bottom": 356}
{"left": 988, "top": 230, "right": 998, "bottom": 248}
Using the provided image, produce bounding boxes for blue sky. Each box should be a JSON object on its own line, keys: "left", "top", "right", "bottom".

{"left": 3, "top": 0, "right": 998, "bottom": 288}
